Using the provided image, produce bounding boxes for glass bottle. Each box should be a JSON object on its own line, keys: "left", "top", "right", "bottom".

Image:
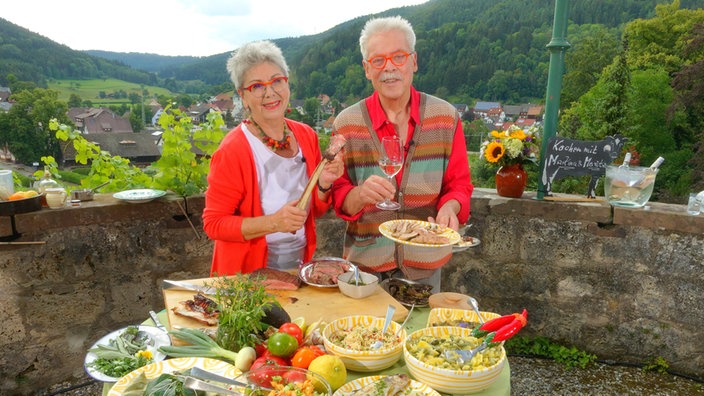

{"left": 36, "top": 167, "right": 59, "bottom": 206}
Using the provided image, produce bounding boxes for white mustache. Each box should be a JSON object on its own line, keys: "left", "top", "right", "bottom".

{"left": 380, "top": 72, "right": 401, "bottom": 82}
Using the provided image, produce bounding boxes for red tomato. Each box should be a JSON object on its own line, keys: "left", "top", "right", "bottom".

{"left": 309, "top": 345, "right": 326, "bottom": 357}
{"left": 279, "top": 323, "right": 304, "bottom": 345}
{"left": 282, "top": 369, "right": 307, "bottom": 384}
{"left": 290, "top": 347, "right": 317, "bottom": 369}
{"left": 255, "top": 341, "right": 268, "bottom": 357}
{"left": 249, "top": 356, "right": 288, "bottom": 388}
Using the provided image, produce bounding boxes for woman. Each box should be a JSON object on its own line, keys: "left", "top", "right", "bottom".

{"left": 203, "top": 40, "right": 343, "bottom": 276}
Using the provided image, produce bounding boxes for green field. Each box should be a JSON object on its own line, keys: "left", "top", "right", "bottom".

{"left": 47, "top": 78, "right": 174, "bottom": 105}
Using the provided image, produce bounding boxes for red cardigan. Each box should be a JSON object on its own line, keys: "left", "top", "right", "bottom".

{"left": 203, "top": 119, "right": 330, "bottom": 275}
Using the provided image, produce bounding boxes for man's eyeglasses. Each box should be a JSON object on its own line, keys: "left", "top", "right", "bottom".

{"left": 242, "top": 76, "right": 289, "bottom": 98}
{"left": 366, "top": 51, "right": 414, "bottom": 69}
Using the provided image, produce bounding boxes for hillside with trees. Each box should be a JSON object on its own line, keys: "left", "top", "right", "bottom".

{"left": 1, "top": 0, "right": 702, "bottom": 199}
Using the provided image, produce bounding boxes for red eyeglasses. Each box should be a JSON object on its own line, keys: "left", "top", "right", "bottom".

{"left": 366, "top": 51, "right": 414, "bottom": 69}
{"left": 242, "top": 76, "right": 289, "bottom": 97}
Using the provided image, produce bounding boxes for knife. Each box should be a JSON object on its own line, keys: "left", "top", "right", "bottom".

{"left": 149, "top": 310, "right": 168, "bottom": 332}
{"left": 162, "top": 279, "right": 218, "bottom": 295}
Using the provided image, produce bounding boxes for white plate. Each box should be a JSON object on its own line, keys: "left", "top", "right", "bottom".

{"left": 334, "top": 375, "right": 441, "bottom": 396}
{"left": 113, "top": 189, "right": 166, "bottom": 203}
{"left": 452, "top": 236, "right": 481, "bottom": 252}
{"left": 107, "top": 357, "right": 240, "bottom": 395}
{"left": 84, "top": 325, "right": 171, "bottom": 382}
{"left": 379, "top": 220, "right": 461, "bottom": 247}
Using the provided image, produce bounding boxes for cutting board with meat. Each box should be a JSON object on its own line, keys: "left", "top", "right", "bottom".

{"left": 162, "top": 271, "right": 409, "bottom": 342}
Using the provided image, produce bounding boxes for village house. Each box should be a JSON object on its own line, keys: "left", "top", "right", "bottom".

{"left": 68, "top": 107, "right": 134, "bottom": 134}
{"left": 453, "top": 103, "right": 470, "bottom": 118}
{"left": 0, "top": 86, "right": 13, "bottom": 112}
{"left": 61, "top": 132, "right": 161, "bottom": 166}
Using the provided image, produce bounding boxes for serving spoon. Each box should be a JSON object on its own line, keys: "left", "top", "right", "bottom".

{"left": 443, "top": 342, "right": 490, "bottom": 365}
{"left": 371, "top": 304, "right": 396, "bottom": 350}
{"left": 395, "top": 304, "right": 414, "bottom": 336}
{"left": 180, "top": 376, "right": 243, "bottom": 395}
{"left": 468, "top": 297, "right": 485, "bottom": 324}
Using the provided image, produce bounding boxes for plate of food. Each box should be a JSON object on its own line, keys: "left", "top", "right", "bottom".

{"left": 380, "top": 278, "right": 432, "bottom": 308}
{"left": 334, "top": 374, "right": 440, "bottom": 396}
{"left": 452, "top": 235, "right": 481, "bottom": 252}
{"left": 107, "top": 357, "right": 240, "bottom": 395}
{"left": 299, "top": 257, "right": 356, "bottom": 288}
{"left": 113, "top": 189, "right": 166, "bottom": 203}
{"left": 379, "top": 220, "right": 461, "bottom": 247}
{"left": 84, "top": 325, "right": 171, "bottom": 382}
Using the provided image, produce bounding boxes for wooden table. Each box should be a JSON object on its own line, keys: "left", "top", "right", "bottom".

{"left": 104, "top": 280, "right": 510, "bottom": 395}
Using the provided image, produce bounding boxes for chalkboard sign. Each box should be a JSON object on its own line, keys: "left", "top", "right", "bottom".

{"left": 541, "top": 134, "right": 627, "bottom": 198}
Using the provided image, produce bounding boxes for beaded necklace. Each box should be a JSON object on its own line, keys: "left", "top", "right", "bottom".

{"left": 244, "top": 118, "right": 292, "bottom": 151}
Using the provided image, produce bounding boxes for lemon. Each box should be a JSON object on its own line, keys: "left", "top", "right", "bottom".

{"left": 307, "top": 354, "right": 347, "bottom": 391}
{"left": 304, "top": 318, "right": 326, "bottom": 338}
{"left": 292, "top": 316, "right": 307, "bottom": 334}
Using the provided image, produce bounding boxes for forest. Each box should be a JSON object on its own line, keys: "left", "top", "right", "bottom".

{"left": 0, "top": 0, "right": 702, "bottom": 200}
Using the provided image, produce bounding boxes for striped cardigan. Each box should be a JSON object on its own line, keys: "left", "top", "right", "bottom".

{"left": 333, "top": 93, "right": 458, "bottom": 279}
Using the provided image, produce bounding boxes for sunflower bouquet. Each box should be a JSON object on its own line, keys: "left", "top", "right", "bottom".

{"left": 480, "top": 124, "right": 541, "bottom": 167}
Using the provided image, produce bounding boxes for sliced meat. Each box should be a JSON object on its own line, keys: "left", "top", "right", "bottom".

{"left": 172, "top": 293, "right": 219, "bottom": 326}
{"left": 251, "top": 268, "right": 301, "bottom": 290}
{"left": 308, "top": 260, "right": 349, "bottom": 285}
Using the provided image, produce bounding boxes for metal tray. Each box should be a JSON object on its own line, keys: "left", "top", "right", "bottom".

{"left": 0, "top": 194, "right": 43, "bottom": 216}
{"left": 380, "top": 278, "right": 432, "bottom": 308}
{"left": 298, "top": 257, "right": 355, "bottom": 288}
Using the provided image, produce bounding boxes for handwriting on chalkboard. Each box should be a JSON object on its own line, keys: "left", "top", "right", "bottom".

{"left": 541, "top": 135, "right": 626, "bottom": 198}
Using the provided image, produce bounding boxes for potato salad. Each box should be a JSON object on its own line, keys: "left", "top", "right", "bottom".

{"left": 406, "top": 334, "right": 502, "bottom": 371}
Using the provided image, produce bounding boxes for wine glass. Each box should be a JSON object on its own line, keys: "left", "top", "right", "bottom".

{"left": 376, "top": 136, "right": 404, "bottom": 210}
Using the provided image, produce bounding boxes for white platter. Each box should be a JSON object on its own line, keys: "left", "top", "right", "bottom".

{"left": 107, "top": 357, "right": 240, "bottom": 395}
{"left": 452, "top": 236, "right": 482, "bottom": 252}
{"left": 113, "top": 189, "right": 166, "bottom": 203}
{"left": 334, "top": 375, "right": 441, "bottom": 396}
{"left": 84, "top": 325, "right": 171, "bottom": 383}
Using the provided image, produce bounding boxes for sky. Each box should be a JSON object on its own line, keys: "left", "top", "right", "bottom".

{"left": 3, "top": 0, "right": 429, "bottom": 57}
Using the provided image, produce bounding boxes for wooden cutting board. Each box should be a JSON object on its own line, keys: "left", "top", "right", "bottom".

{"left": 162, "top": 276, "right": 409, "bottom": 340}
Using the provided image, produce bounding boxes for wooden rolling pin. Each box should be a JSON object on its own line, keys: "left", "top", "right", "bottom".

{"left": 296, "top": 134, "right": 346, "bottom": 210}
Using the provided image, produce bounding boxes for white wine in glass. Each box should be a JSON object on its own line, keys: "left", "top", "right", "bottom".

{"left": 376, "top": 136, "right": 403, "bottom": 210}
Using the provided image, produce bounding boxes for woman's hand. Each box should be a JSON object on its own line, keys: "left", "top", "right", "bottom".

{"left": 318, "top": 151, "right": 344, "bottom": 190}
{"left": 271, "top": 200, "right": 307, "bottom": 233}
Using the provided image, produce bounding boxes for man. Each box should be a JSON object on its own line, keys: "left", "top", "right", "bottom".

{"left": 330, "top": 16, "right": 473, "bottom": 292}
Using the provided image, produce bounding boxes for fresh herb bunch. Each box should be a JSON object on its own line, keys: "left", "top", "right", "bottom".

{"left": 210, "top": 274, "right": 274, "bottom": 351}
{"left": 87, "top": 326, "right": 155, "bottom": 377}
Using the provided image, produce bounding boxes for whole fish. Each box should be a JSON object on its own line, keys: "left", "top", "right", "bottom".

{"left": 352, "top": 374, "right": 411, "bottom": 396}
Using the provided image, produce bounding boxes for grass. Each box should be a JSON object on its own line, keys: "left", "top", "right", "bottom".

{"left": 46, "top": 78, "right": 174, "bottom": 105}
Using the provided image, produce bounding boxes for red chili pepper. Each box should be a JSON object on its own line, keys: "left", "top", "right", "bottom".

{"left": 471, "top": 311, "right": 518, "bottom": 338}
{"left": 490, "top": 309, "right": 528, "bottom": 343}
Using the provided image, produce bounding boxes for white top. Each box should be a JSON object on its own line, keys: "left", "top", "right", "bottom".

{"left": 244, "top": 124, "right": 307, "bottom": 270}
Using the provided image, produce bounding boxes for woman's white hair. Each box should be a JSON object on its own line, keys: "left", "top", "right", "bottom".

{"left": 359, "top": 16, "right": 416, "bottom": 59}
{"left": 226, "top": 40, "right": 289, "bottom": 89}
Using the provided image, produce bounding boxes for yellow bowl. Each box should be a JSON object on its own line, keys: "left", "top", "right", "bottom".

{"left": 426, "top": 308, "right": 501, "bottom": 328}
{"left": 322, "top": 315, "right": 405, "bottom": 372}
{"left": 404, "top": 326, "right": 506, "bottom": 394}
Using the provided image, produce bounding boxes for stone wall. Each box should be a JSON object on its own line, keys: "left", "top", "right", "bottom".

{"left": 1, "top": 189, "right": 702, "bottom": 394}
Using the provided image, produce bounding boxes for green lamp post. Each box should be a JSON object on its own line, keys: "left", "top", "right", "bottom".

{"left": 537, "top": 0, "right": 571, "bottom": 200}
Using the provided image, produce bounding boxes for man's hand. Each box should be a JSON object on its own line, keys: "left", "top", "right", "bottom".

{"left": 357, "top": 174, "right": 396, "bottom": 206}
{"left": 428, "top": 200, "right": 462, "bottom": 231}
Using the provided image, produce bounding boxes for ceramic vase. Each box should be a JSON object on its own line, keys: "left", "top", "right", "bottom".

{"left": 495, "top": 163, "right": 527, "bottom": 198}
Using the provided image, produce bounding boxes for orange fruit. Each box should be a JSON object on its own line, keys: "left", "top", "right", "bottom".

{"left": 8, "top": 192, "right": 25, "bottom": 200}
